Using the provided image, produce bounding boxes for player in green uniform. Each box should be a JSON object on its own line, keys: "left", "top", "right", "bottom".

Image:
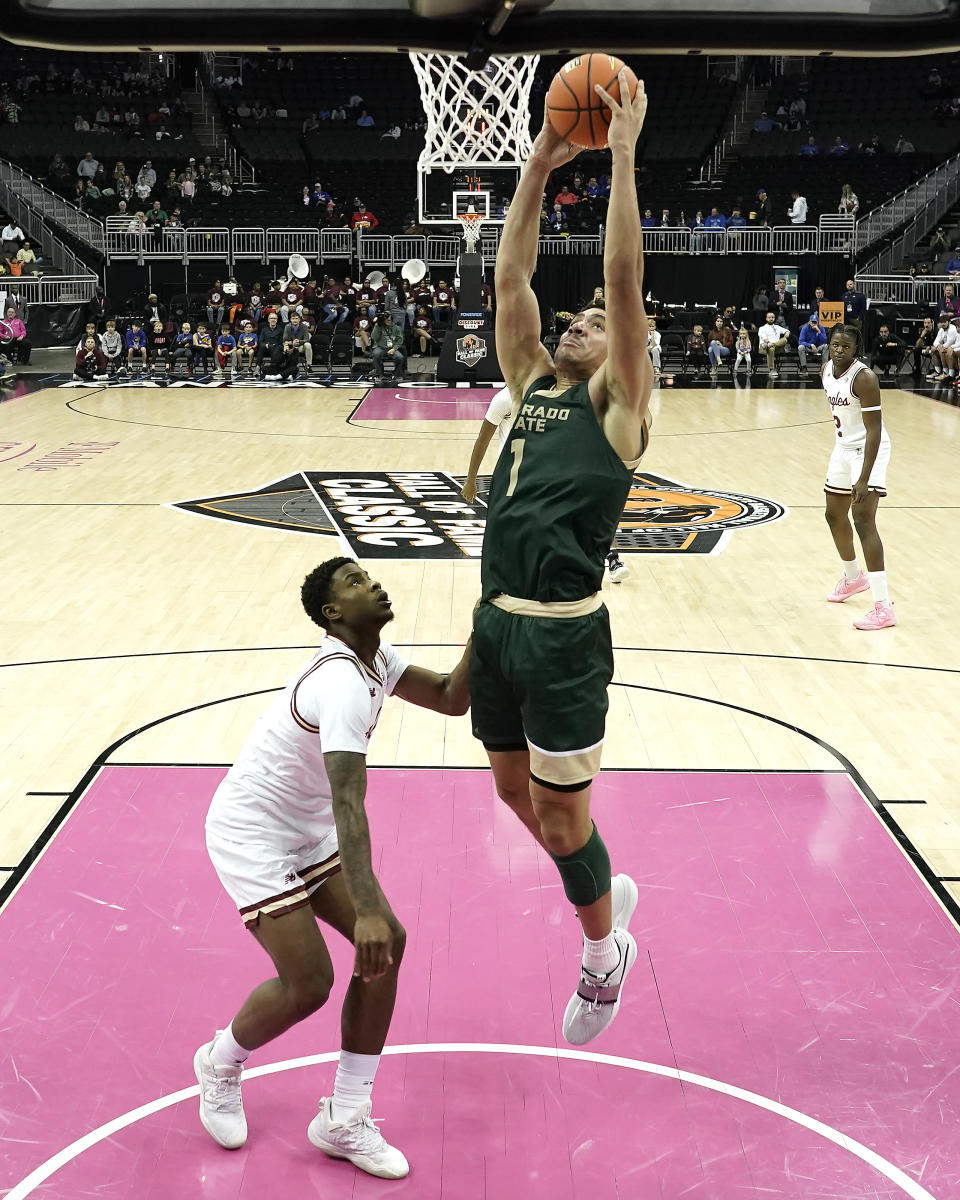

{"left": 470, "top": 74, "right": 653, "bottom": 1045}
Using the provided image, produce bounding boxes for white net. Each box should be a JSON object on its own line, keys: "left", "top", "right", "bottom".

{"left": 458, "top": 213, "right": 485, "bottom": 254}
{"left": 410, "top": 52, "right": 540, "bottom": 173}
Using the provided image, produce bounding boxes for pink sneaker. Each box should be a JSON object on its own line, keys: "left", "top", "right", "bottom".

{"left": 853, "top": 601, "right": 897, "bottom": 630}
{"left": 826, "top": 571, "right": 870, "bottom": 603}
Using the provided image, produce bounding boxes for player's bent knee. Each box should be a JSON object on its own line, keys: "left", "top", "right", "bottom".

{"left": 286, "top": 971, "right": 334, "bottom": 1017}
{"left": 548, "top": 821, "right": 611, "bottom": 906}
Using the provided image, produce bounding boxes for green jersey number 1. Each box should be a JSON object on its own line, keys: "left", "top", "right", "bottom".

{"left": 505, "top": 438, "right": 524, "bottom": 498}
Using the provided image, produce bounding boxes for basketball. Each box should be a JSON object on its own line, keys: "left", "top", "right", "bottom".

{"left": 546, "top": 54, "right": 640, "bottom": 149}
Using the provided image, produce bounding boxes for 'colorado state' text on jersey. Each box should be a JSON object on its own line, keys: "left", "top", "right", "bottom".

{"left": 823, "top": 360, "right": 890, "bottom": 449}
{"left": 481, "top": 375, "right": 634, "bottom": 602}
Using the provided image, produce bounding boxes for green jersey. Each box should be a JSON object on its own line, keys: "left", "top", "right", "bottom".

{"left": 481, "top": 375, "right": 634, "bottom": 602}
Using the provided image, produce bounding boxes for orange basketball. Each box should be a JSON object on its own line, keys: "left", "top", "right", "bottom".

{"left": 546, "top": 54, "right": 639, "bottom": 149}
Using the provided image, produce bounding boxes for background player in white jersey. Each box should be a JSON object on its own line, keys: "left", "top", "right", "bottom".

{"left": 460, "top": 385, "right": 631, "bottom": 582}
{"left": 821, "top": 325, "right": 896, "bottom": 630}
{"left": 195, "top": 557, "right": 470, "bottom": 1177}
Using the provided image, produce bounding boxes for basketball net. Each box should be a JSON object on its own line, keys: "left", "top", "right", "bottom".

{"left": 458, "top": 210, "right": 485, "bottom": 254}
{"left": 409, "top": 52, "right": 540, "bottom": 173}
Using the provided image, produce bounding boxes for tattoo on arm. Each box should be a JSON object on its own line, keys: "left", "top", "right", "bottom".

{"left": 325, "top": 751, "right": 380, "bottom": 916}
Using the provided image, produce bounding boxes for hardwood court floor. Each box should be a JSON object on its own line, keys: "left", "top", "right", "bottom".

{"left": 3, "top": 376, "right": 958, "bottom": 904}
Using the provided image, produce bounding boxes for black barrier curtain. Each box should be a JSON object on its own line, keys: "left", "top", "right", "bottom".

{"left": 527, "top": 253, "right": 850, "bottom": 334}
{"left": 23, "top": 304, "right": 87, "bottom": 348}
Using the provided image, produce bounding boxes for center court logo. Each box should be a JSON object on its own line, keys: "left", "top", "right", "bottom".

{"left": 173, "top": 470, "right": 786, "bottom": 559}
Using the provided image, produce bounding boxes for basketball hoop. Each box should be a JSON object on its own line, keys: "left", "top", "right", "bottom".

{"left": 458, "top": 210, "right": 485, "bottom": 254}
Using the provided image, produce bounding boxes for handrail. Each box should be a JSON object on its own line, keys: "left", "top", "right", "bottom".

{"left": 0, "top": 158, "right": 105, "bottom": 253}
{"left": 856, "top": 150, "right": 960, "bottom": 257}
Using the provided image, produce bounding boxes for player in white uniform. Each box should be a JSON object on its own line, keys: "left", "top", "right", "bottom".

{"left": 195, "top": 557, "right": 470, "bottom": 1176}
{"left": 821, "top": 324, "right": 896, "bottom": 629}
{"left": 460, "top": 386, "right": 632, "bottom": 582}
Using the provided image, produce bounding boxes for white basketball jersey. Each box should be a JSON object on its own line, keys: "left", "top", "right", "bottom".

{"left": 822, "top": 360, "right": 889, "bottom": 449}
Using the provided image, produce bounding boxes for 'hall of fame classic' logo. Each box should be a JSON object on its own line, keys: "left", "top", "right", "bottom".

{"left": 172, "top": 470, "right": 786, "bottom": 559}
{"left": 455, "top": 334, "right": 488, "bottom": 369}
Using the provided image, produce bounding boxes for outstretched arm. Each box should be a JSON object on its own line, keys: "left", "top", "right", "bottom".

{"left": 461, "top": 421, "right": 498, "bottom": 503}
{"left": 495, "top": 108, "right": 580, "bottom": 397}
{"left": 392, "top": 641, "right": 471, "bottom": 715}
{"left": 590, "top": 73, "right": 652, "bottom": 461}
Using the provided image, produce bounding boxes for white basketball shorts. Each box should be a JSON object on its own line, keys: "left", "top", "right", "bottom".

{"left": 824, "top": 439, "right": 891, "bottom": 497}
{"left": 206, "top": 828, "right": 341, "bottom": 926}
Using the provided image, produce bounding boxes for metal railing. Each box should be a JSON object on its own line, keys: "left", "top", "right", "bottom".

{"left": 0, "top": 159, "right": 105, "bottom": 254}
{"left": 102, "top": 222, "right": 856, "bottom": 268}
{"left": 0, "top": 274, "right": 98, "bottom": 304}
{"left": 856, "top": 150, "right": 960, "bottom": 256}
{"left": 855, "top": 272, "right": 955, "bottom": 305}
{"left": 818, "top": 214, "right": 855, "bottom": 255}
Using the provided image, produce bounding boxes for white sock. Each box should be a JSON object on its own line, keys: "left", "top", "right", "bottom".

{"left": 209, "top": 1021, "right": 250, "bottom": 1068}
{"left": 842, "top": 558, "right": 861, "bottom": 580}
{"left": 332, "top": 1051, "right": 380, "bottom": 1119}
{"left": 582, "top": 931, "right": 620, "bottom": 976}
{"left": 868, "top": 570, "right": 889, "bottom": 604}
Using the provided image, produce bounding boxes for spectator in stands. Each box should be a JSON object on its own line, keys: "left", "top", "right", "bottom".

{"left": 192, "top": 322, "right": 214, "bottom": 372}
{"left": 771, "top": 277, "right": 794, "bottom": 323}
{"left": 640, "top": 208, "right": 657, "bottom": 228}
{"left": 734, "top": 324, "right": 752, "bottom": 375}
{"left": 704, "top": 207, "right": 726, "bottom": 248}
{"left": 311, "top": 182, "right": 333, "bottom": 207}
{"left": 911, "top": 316, "right": 936, "bottom": 376}
{"left": 554, "top": 183, "right": 579, "bottom": 209}
{"left": 690, "top": 210, "right": 708, "bottom": 252}
{"left": 0, "top": 307, "right": 31, "bottom": 364}
{"left": 16, "top": 241, "right": 37, "bottom": 272}
{"left": 758, "top": 312, "right": 789, "bottom": 378}
{"left": 752, "top": 111, "right": 777, "bottom": 134}
{"left": 1, "top": 218, "right": 24, "bottom": 260}
{"left": 869, "top": 324, "right": 905, "bottom": 376}
{"left": 929, "top": 227, "right": 949, "bottom": 259}
{"left": 351, "top": 202, "right": 378, "bottom": 231}
{"left": 356, "top": 109, "right": 375, "bottom": 128}
{"left": 286, "top": 313, "right": 313, "bottom": 371}
{"left": 432, "top": 279, "right": 457, "bottom": 328}
{"left": 645, "top": 317, "right": 661, "bottom": 377}
{"left": 167, "top": 207, "right": 184, "bottom": 229}
{"left": 74, "top": 335, "right": 108, "bottom": 381}
{"left": 684, "top": 325, "right": 708, "bottom": 376}
{"left": 936, "top": 282, "right": 960, "bottom": 317}
{"left": 180, "top": 169, "right": 196, "bottom": 202}
{"left": 215, "top": 324, "right": 237, "bottom": 375}
{"left": 354, "top": 308, "right": 375, "bottom": 353}
{"left": 172, "top": 322, "right": 194, "bottom": 373}
{"left": 370, "top": 312, "right": 406, "bottom": 381}
{"left": 752, "top": 284, "right": 770, "bottom": 322}
{"left": 859, "top": 134, "right": 885, "bottom": 155}
{"left": 86, "top": 285, "right": 112, "bottom": 329}
{"left": 841, "top": 278, "right": 867, "bottom": 328}
{"left": 548, "top": 203, "right": 568, "bottom": 234}
{"left": 200, "top": 280, "right": 224, "bottom": 329}
{"left": 77, "top": 152, "right": 99, "bottom": 180}
{"left": 321, "top": 277, "right": 345, "bottom": 324}
{"left": 140, "top": 160, "right": 156, "bottom": 190}
{"left": 331, "top": 103, "right": 346, "bottom": 121}
{"left": 48, "top": 152, "right": 71, "bottom": 189}
{"left": 164, "top": 170, "right": 180, "bottom": 203}
{"left": 787, "top": 191, "right": 808, "bottom": 224}
{"left": 74, "top": 114, "right": 90, "bottom": 132}
{"left": 808, "top": 284, "right": 826, "bottom": 317}
{"left": 727, "top": 206, "right": 746, "bottom": 230}
{"left": 828, "top": 136, "right": 850, "bottom": 156}
{"left": 99, "top": 319, "right": 123, "bottom": 374}
{"left": 798, "top": 135, "right": 819, "bottom": 157}
{"left": 256, "top": 311, "right": 284, "bottom": 374}
{"left": 838, "top": 184, "right": 859, "bottom": 216}
{"left": 236, "top": 321, "right": 258, "bottom": 371}
{"left": 945, "top": 248, "right": 960, "bottom": 275}
{"left": 797, "top": 313, "right": 828, "bottom": 374}
{"left": 929, "top": 315, "right": 957, "bottom": 381}
{"left": 707, "top": 316, "right": 734, "bottom": 376}
{"left": 301, "top": 186, "right": 312, "bottom": 208}
{"left": 148, "top": 320, "right": 171, "bottom": 371}
{"left": 125, "top": 319, "right": 148, "bottom": 372}
{"left": 411, "top": 307, "right": 433, "bottom": 355}
{"left": 143, "top": 292, "right": 167, "bottom": 327}
{"left": 752, "top": 189, "right": 771, "bottom": 226}
{"left": 381, "top": 124, "right": 401, "bottom": 139}
{"left": 894, "top": 134, "right": 916, "bottom": 154}
{"left": 280, "top": 278, "right": 305, "bottom": 323}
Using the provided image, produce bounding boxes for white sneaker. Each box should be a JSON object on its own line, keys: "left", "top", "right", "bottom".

{"left": 307, "top": 1098, "right": 409, "bottom": 1179}
{"left": 768, "top": 370, "right": 779, "bottom": 379}
{"left": 607, "top": 555, "right": 630, "bottom": 583}
{"left": 194, "top": 1036, "right": 247, "bottom": 1149}
{"left": 562, "top": 928, "right": 638, "bottom": 1045}
{"left": 610, "top": 872, "right": 639, "bottom": 931}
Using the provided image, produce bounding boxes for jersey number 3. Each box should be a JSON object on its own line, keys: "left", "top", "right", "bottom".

{"left": 833, "top": 414, "right": 843, "bottom": 438}
{"left": 505, "top": 438, "right": 524, "bottom": 497}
